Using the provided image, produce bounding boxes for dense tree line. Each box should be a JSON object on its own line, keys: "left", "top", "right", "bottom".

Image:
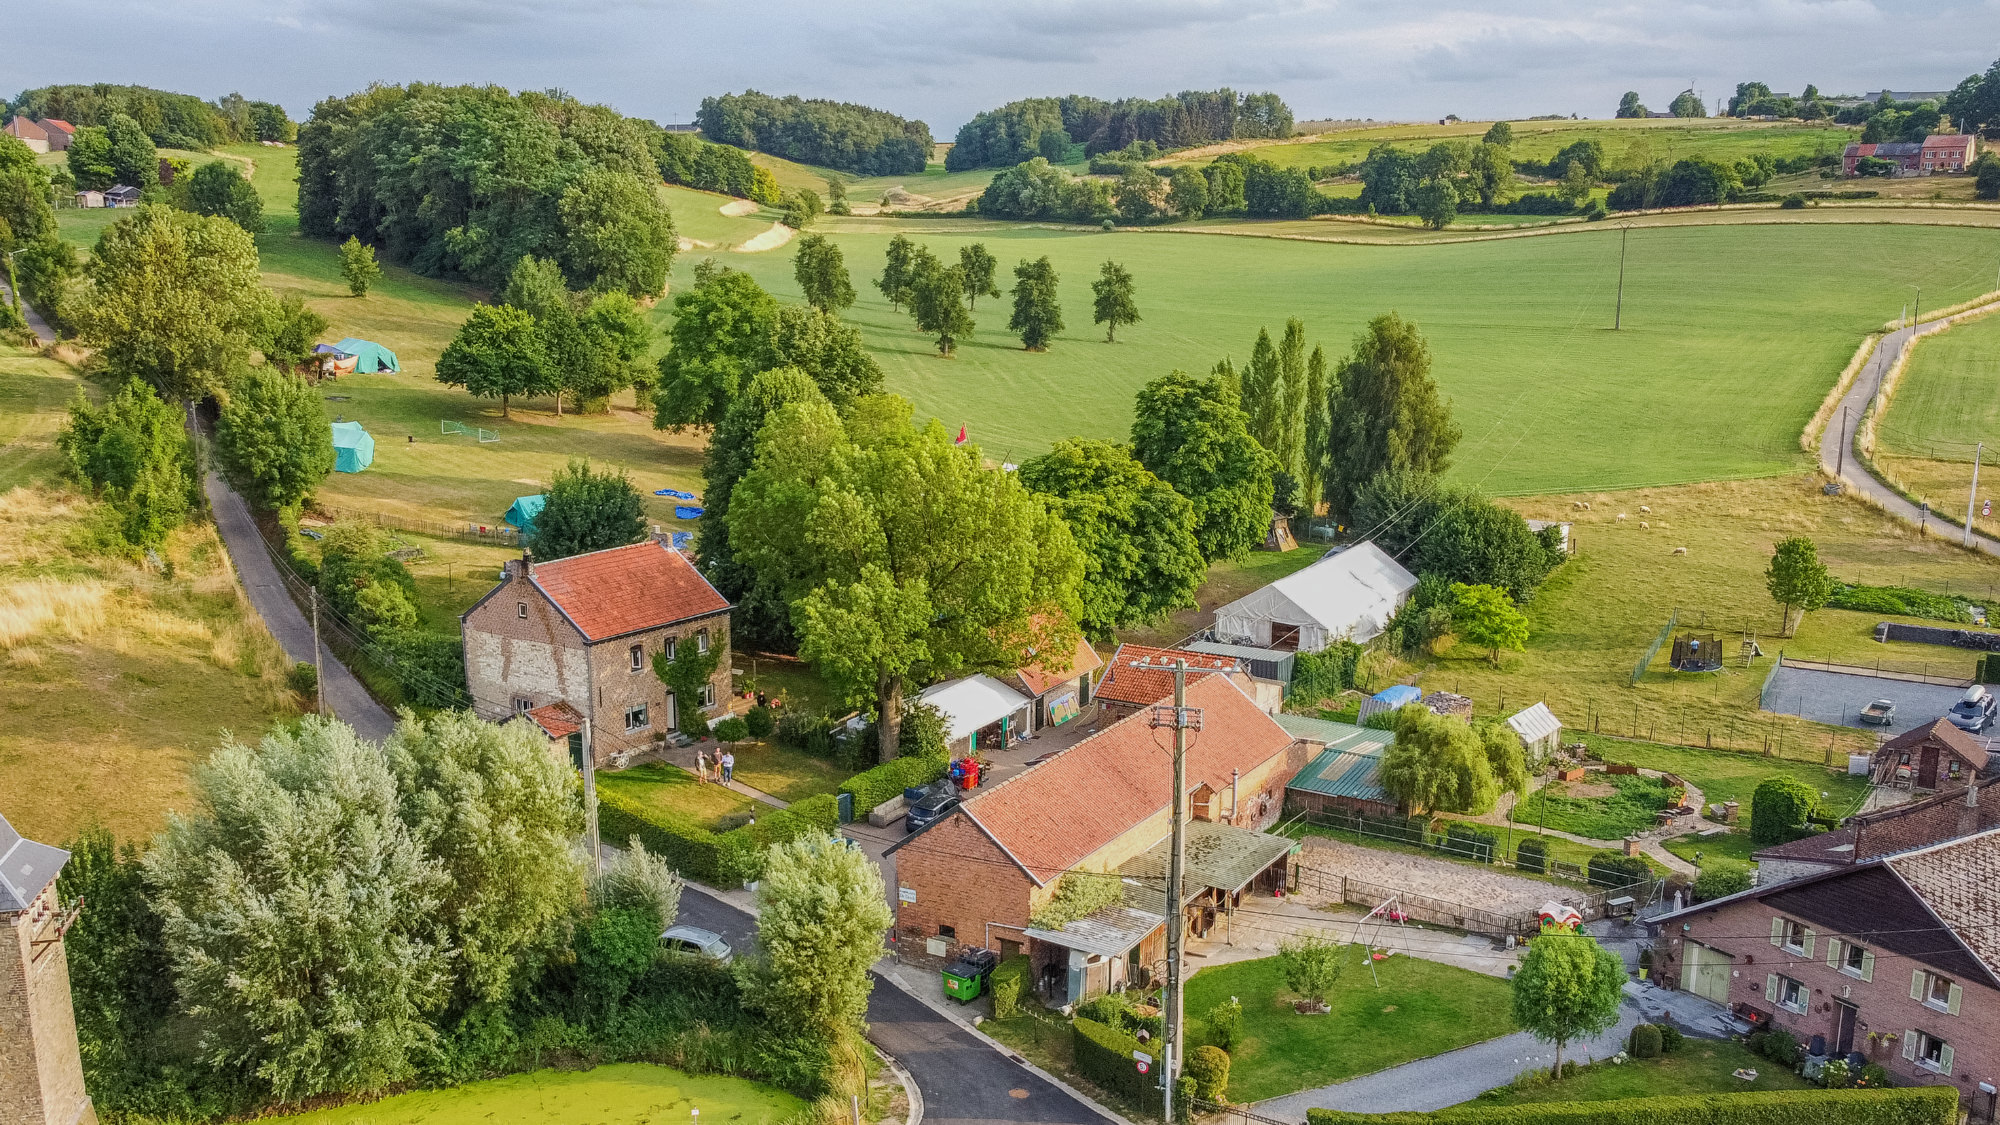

{"left": 297, "top": 84, "right": 676, "bottom": 292}
{"left": 651, "top": 131, "right": 783, "bottom": 204}
{"left": 697, "top": 90, "right": 931, "bottom": 175}
{"left": 947, "top": 89, "right": 1292, "bottom": 170}
{"left": 8, "top": 84, "right": 293, "bottom": 148}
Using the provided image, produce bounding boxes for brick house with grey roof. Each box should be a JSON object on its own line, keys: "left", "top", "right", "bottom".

{"left": 461, "top": 540, "right": 732, "bottom": 765}
{"left": 1657, "top": 828, "right": 2000, "bottom": 1114}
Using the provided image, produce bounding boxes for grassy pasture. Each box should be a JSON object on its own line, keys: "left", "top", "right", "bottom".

{"left": 710, "top": 219, "right": 2000, "bottom": 493}
{"left": 1874, "top": 309, "right": 2000, "bottom": 541}
{"left": 257, "top": 1062, "right": 805, "bottom": 1125}
{"left": 747, "top": 150, "right": 1087, "bottom": 210}
{"left": 1473, "top": 1038, "right": 1809, "bottom": 1103}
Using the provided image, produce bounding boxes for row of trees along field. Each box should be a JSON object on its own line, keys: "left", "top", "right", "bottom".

{"left": 696, "top": 90, "right": 932, "bottom": 175}
{"left": 58, "top": 713, "right": 891, "bottom": 1121}
{"left": 946, "top": 89, "right": 1294, "bottom": 170}
{"left": 6, "top": 83, "right": 294, "bottom": 148}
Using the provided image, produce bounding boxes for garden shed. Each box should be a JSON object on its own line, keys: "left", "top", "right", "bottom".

{"left": 505, "top": 494, "right": 546, "bottom": 532}
{"left": 1279, "top": 713, "right": 1397, "bottom": 818}
{"left": 329, "top": 421, "right": 374, "bottom": 473}
{"left": 1211, "top": 541, "right": 1416, "bottom": 652}
{"left": 1506, "top": 702, "right": 1562, "bottom": 765}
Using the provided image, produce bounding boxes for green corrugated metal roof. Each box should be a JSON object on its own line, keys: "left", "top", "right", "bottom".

{"left": 1289, "top": 747, "right": 1391, "bottom": 802}
{"left": 1273, "top": 713, "right": 1389, "bottom": 749}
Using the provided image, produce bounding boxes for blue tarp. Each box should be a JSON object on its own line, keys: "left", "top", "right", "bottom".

{"left": 674, "top": 505, "right": 704, "bottom": 520}
{"left": 1371, "top": 685, "right": 1422, "bottom": 707}
{"left": 670, "top": 531, "right": 692, "bottom": 549}
{"left": 654, "top": 488, "right": 698, "bottom": 500}
{"left": 506, "top": 494, "right": 546, "bottom": 531}
{"left": 330, "top": 421, "right": 374, "bottom": 473}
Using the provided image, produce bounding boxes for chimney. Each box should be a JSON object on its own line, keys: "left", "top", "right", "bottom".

{"left": 522, "top": 546, "right": 534, "bottom": 577}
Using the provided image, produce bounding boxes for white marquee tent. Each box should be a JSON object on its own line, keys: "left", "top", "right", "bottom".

{"left": 917, "top": 673, "right": 1033, "bottom": 750}
{"left": 1212, "top": 541, "right": 1417, "bottom": 652}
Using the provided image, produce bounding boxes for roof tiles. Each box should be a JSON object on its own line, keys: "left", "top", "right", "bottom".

{"left": 529, "top": 540, "right": 729, "bottom": 642}
{"left": 1094, "top": 643, "right": 1239, "bottom": 707}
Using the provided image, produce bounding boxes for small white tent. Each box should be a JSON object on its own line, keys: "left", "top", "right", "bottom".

{"left": 917, "top": 673, "right": 1033, "bottom": 751}
{"left": 1212, "top": 541, "right": 1417, "bottom": 652}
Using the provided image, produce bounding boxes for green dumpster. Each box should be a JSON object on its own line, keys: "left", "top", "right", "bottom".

{"left": 942, "top": 949, "right": 998, "bottom": 1003}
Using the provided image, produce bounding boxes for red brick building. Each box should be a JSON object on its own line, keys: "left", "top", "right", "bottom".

{"left": 461, "top": 541, "right": 732, "bottom": 765}
{"left": 1756, "top": 775, "right": 2000, "bottom": 885}
{"left": 1922, "top": 134, "right": 1977, "bottom": 173}
{"left": 1, "top": 814, "right": 93, "bottom": 1125}
{"left": 1093, "top": 643, "right": 1277, "bottom": 721}
{"left": 886, "top": 673, "right": 1306, "bottom": 1005}
{"left": 1657, "top": 828, "right": 2000, "bottom": 1115}
{"left": 1871, "top": 719, "right": 1990, "bottom": 796}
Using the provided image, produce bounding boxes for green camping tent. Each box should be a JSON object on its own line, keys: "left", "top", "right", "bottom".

{"left": 334, "top": 337, "right": 400, "bottom": 373}
{"left": 331, "top": 421, "right": 375, "bottom": 473}
{"left": 506, "top": 494, "right": 546, "bottom": 531}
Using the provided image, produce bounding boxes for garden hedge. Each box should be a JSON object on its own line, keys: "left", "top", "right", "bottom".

{"left": 1587, "top": 851, "right": 1651, "bottom": 889}
{"left": 1516, "top": 837, "right": 1547, "bottom": 874}
{"left": 1072, "top": 1016, "right": 1162, "bottom": 1112}
{"left": 1303, "top": 1085, "right": 1958, "bottom": 1125}
{"left": 596, "top": 790, "right": 839, "bottom": 888}
{"left": 839, "top": 754, "right": 947, "bottom": 816}
{"left": 990, "top": 955, "right": 1030, "bottom": 1019}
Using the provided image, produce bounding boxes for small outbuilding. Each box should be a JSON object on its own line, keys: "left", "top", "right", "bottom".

{"left": 1279, "top": 713, "right": 1397, "bottom": 818}
{"left": 1211, "top": 541, "right": 1417, "bottom": 652}
{"left": 331, "top": 337, "right": 400, "bottom": 373}
{"left": 505, "top": 494, "right": 547, "bottom": 533}
{"left": 1506, "top": 702, "right": 1562, "bottom": 767}
{"left": 1355, "top": 684, "right": 1421, "bottom": 725}
{"left": 330, "top": 421, "right": 375, "bottom": 473}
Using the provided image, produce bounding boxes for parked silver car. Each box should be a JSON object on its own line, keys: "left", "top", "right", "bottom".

{"left": 660, "top": 924, "right": 733, "bottom": 965}
{"left": 1950, "top": 685, "right": 1998, "bottom": 733}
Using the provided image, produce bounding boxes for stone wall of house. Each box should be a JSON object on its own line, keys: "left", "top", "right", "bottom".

{"left": 0, "top": 885, "right": 94, "bottom": 1125}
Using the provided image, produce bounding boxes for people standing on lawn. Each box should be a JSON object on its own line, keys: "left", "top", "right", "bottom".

{"left": 695, "top": 747, "right": 710, "bottom": 783}
{"left": 721, "top": 750, "right": 735, "bottom": 784}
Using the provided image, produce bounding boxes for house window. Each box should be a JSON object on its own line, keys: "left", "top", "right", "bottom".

{"left": 665, "top": 693, "right": 678, "bottom": 731}
{"left": 1913, "top": 969, "right": 1962, "bottom": 1014}
{"left": 938, "top": 924, "right": 956, "bottom": 939}
{"left": 697, "top": 628, "right": 710, "bottom": 655}
{"left": 700, "top": 683, "right": 715, "bottom": 708}
{"left": 1773, "top": 917, "right": 1813, "bottom": 956}
{"left": 624, "top": 704, "right": 649, "bottom": 732}
{"left": 513, "top": 697, "right": 533, "bottom": 715}
{"left": 518, "top": 602, "right": 529, "bottom": 618}
{"left": 1768, "top": 973, "right": 1808, "bottom": 1015}
{"left": 1834, "top": 939, "right": 1873, "bottom": 981}
{"left": 630, "top": 644, "right": 645, "bottom": 672}
{"left": 663, "top": 637, "right": 678, "bottom": 662}
{"left": 1911, "top": 1030, "right": 1953, "bottom": 1074}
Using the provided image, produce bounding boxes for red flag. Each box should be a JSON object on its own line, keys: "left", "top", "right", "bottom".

{"left": 955, "top": 424, "right": 967, "bottom": 445}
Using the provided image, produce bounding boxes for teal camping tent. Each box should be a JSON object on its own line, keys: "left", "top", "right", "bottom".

{"left": 333, "top": 337, "right": 400, "bottom": 373}
{"left": 506, "top": 494, "right": 546, "bottom": 532}
{"left": 330, "top": 421, "right": 375, "bottom": 473}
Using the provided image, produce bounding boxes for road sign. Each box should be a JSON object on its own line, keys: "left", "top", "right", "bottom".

{"left": 1136, "top": 1060, "right": 1149, "bottom": 1074}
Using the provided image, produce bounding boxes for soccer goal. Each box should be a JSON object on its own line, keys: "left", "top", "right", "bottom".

{"left": 476, "top": 428, "right": 499, "bottom": 443}
{"left": 440, "top": 420, "right": 467, "bottom": 436}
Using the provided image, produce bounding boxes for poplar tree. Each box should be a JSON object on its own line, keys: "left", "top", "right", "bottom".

{"left": 1240, "top": 327, "right": 1281, "bottom": 451}
{"left": 1008, "top": 256, "right": 1063, "bottom": 350}
{"left": 1276, "top": 317, "right": 1309, "bottom": 489}
{"left": 1301, "top": 345, "right": 1331, "bottom": 519}
{"left": 1090, "top": 260, "right": 1140, "bottom": 342}
{"left": 1322, "top": 313, "right": 1460, "bottom": 520}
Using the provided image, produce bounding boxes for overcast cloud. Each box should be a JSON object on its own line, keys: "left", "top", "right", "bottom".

{"left": 5, "top": 0, "right": 1998, "bottom": 133}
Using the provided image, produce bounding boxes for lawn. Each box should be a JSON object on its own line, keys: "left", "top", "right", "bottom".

{"left": 1511, "top": 773, "right": 1677, "bottom": 841}
{"left": 1578, "top": 734, "right": 1871, "bottom": 821}
{"left": 1397, "top": 473, "right": 2000, "bottom": 761}
{"left": 1120, "top": 545, "right": 1330, "bottom": 648}
{"left": 1874, "top": 309, "right": 2000, "bottom": 541}
{"left": 596, "top": 762, "right": 758, "bottom": 832}
{"left": 723, "top": 740, "right": 851, "bottom": 803}
{"left": 711, "top": 218, "right": 2000, "bottom": 493}
{"left": 254, "top": 1062, "right": 805, "bottom": 1124}
{"left": 1182, "top": 948, "right": 1519, "bottom": 1101}
{"left": 1661, "top": 828, "right": 1761, "bottom": 878}
{"left": 1473, "top": 1038, "right": 1810, "bottom": 1104}
{"left": 662, "top": 183, "right": 785, "bottom": 247}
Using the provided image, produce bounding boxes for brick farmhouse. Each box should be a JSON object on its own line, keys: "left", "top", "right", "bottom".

{"left": 1657, "top": 826, "right": 2000, "bottom": 1114}
{"left": 1844, "top": 134, "right": 1978, "bottom": 176}
{"left": 461, "top": 541, "right": 731, "bottom": 765}
{"left": 1, "top": 813, "right": 92, "bottom": 1125}
{"left": 887, "top": 673, "right": 1308, "bottom": 1005}
{"left": 1756, "top": 774, "right": 2000, "bottom": 885}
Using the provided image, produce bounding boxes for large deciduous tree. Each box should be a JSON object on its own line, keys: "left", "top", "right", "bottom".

{"left": 1322, "top": 313, "right": 1460, "bottom": 521}
{"left": 145, "top": 718, "right": 452, "bottom": 1103}
{"left": 1019, "top": 438, "right": 1204, "bottom": 638}
{"left": 105, "top": 113, "right": 159, "bottom": 189}
{"left": 741, "top": 835, "right": 894, "bottom": 1039}
{"left": 1451, "top": 581, "right": 1529, "bottom": 665}
{"left": 908, "top": 252, "right": 974, "bottom": 356}
{"left": 75, "top": 205, "right": 268, "bottom": 402}
{"left": 435, "top": 303, "right": 553, "bottom": 418}
{"left": 1090, "top": 260, "right": 1139, "bottom": 343}
{"left": 529, "top": 457, "right": 648, "bottom": 561}
{"left": 770, "top": 303, "right": 882, "bottom": 411}
{"left": 256, "top": 292, "right": 329, "bottom": 374}
{"left": 1130, "top": 369, "right": 1274, "bottom": 560}
{"left": 743, "top": 402, "right": 1085, "bottom": 761}
{"left": 1380, "top": 704, "right": 1517, "bottom": 815}
{"left": 339, "top": 236, "right": 379, "bottom": 297}
{"left": 876, "top": 234, "right": 916, "bottom": 311}
{"left": 1510, "top": 932, "right": 1627, "bottom": 1078}
{"left": 958, "top": 243, "right": 999, "bottom": 309}
{"left": 184, "top": 161, "right": 265, "bottom": 233}
{"left": 793, "top": 234, "right": 856, "bottom": 312}
{"left": 215, "top": 367, "right": 336, "bottom": 510}
{"left": 557, "top": 168, "right": 676, "bottom": 297}
{"left": 57, "top": 379, "right": 198, "bottom": 548}
{"left": 1765, "top": 536, "right": 1832, "bottom": 637}
{"left": 1008, "top": 255, "right": 1062, "bottom": 351}
{"left": 652, "top": 266, "right": 778, "bottom": 428}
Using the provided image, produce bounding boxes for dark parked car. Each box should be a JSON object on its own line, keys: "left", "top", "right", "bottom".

{"left": 1950, "top": 686, "right": 1997, "bottom": 733}
{"left": 905, "top": 788, "right": 961, "bottom": 833}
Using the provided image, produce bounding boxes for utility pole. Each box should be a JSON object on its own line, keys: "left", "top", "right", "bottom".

{"left": 310, "top": 587, "right": 325, "bottom": 716}
{"left": 1836, "top": 405, "right": 1850, "bottom": 479}
{"left": 1967, "top": 443, "right": 1984, "bottom": 548}
{"left": 1914, "top": 286, "right": 1921, "bottom": 327}
{"left": 1137, "top": 657, "right": 1202, "bottom": 1125}
{"left": 581, "top": 717, "right": 601, "bottom": 876}
{"left": 1614, "top": 224, "right": 1630, "bottom": 330}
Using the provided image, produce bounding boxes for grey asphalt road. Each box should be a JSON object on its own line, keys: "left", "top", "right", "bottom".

{"left": 204, "top": 473, "right": 397, "bottom": 741}
{"left": 1821, "top": 305, "right": 2000, "bottom": 555}
{"left": 674, "top": 886, "right": 1118, "bottom": 1125}
{"left": 1763, "top": 665, "right": 1968, "bottom": 735}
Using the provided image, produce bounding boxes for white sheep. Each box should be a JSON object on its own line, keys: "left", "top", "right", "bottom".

{"left": 1639, "top": 505, "right": 1652, "bottom": 513}
{"left": 1673, "top": 546, "right": 1689, "bottom": 556}
{"left": 1640, "top": 521, "right": 1650, "bottom": 529}
{"left": 1582, "top": 502, "right": 1592, "bottom": 510}
{"left": 1616, "top": 513, "right": 1627, "bottom": 520}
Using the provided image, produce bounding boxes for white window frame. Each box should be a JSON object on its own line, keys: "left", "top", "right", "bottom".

{"left": 696, "top": 628, "right": 710, "bottom": 655}
{"left": 1777, "top": 974, "right": 1808, "bottom": 1015}
{"left": 665, "top": 692, "right": 678, "bottom": 731}
{"left": 513, "top": 697, "right": 533, "bottom": 715}
{"left": 1839, "top": 940, "right": 1872, "bottom": 980}
{"left": 664, "top": 637, "right": 678, "bottom": 662}
{"left": 518, "top": 601, "right": 529, "bottom": 619}
{"left": 630, "top": 643, "right": 645, "bottom": 672}
{"left": 1781, "top": 919, "right": 1807, "bottom": 953}
{"left": 624, "top": 703, "right": 649, "bottom": 732}
{"left": 700, "top": 683, "right": 715, "bottom": 708}
{"left": 1914, "top": 1030, "right": 1951, "bottom": 1073}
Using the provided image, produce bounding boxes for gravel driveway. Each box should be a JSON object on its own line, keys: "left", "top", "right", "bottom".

{"left": 1762, "top": 665, "right": 1968, "bottom": 735}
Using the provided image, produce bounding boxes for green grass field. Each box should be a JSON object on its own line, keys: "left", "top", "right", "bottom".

{"left": 1161, "top": 118, "right": 1858, "bottom": 175}
{"left": 710, "top": 219, "right": 2000, "bottom": 493}
{"left": 1879, "top": 311, "right": 2000, "bottom": 462}
{"left": 1512, "top": 772, "right": 1677, "bottom": 840}
{"left": 596, "top": 762, "right": 757, "bottom": 831}
{"left": 255, "top": 1062, "right": 804, "bottom": 1124}
{"left": 1183, "top": 950, "right": 1519, "bottom": 1101}
{"left": 1473, "top": 1038, "right": 1809, "bottom": 1103}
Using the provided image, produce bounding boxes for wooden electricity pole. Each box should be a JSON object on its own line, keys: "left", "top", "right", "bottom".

{"left": 310, "top": 587, "right": 325, "bottom": 716}
{"left": 581, "top": 717, "right": 601, "bottom": 876}
{"left": 1137, "top": 657, "right": 1201, "bottom": 1124}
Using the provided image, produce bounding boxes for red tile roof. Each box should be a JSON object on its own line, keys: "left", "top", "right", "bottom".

{"left": 1924, "top": 134, "right": 1974, "bottom": 147}
{"left": 1011, "top": 635, "right": 1105, "bottom": 697}
{"left": 1093, "top": 643, "right": 1239, "bottom": 707}
{"left": 954, "top": 673, "right": 1296, "bottom": 884}
{"left": 530, "top": 540, "right": 729, "bottom": 642}
{"left": 525, "top": 701, "right": 583, "bottom": 740}
{"left": 41, "top": 119, "right": 73, "bottom": 135}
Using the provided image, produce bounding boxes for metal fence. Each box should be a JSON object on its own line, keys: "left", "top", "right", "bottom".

{"left": 1777, "top": 652, "right": 1974, "bottom": 688}
{"left": 1630, "top": 609, "right": 1678, "bottom": 685}
{"left": 316, "top": 504, "right": 521, "bottom": 547}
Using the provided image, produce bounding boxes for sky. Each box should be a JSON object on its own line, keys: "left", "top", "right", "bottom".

{"left": 6, "top": 1, "right": 2000, "bottom": 135}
